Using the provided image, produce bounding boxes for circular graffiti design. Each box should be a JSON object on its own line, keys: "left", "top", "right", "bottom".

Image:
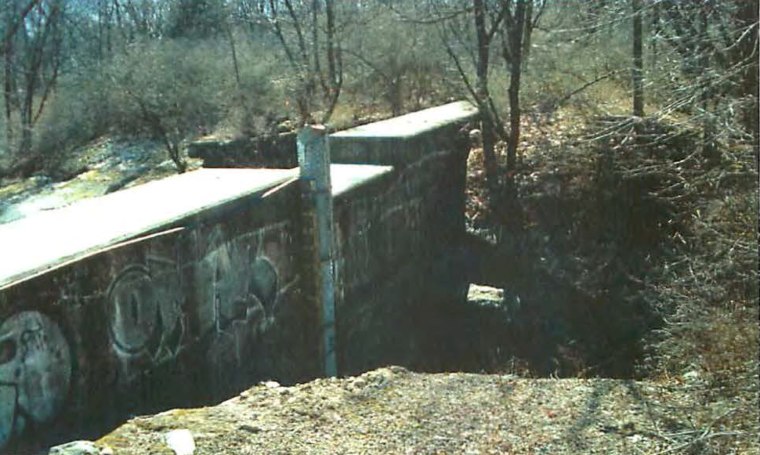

{"left": 107, "top": 265, "right": 159, "bottom": 355}
{"left": 106, "top": 264, "right": 184, "bottom": 371}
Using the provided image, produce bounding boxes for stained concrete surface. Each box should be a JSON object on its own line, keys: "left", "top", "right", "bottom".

{"left": 0, "top": 101, "right": 478, "bottom": 452}
{"left": 0, "top": 168, "right": 296, "bottom": 288}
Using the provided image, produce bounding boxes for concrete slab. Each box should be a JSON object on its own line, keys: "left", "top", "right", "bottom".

{"left": 330, "top": 101, "right": 478, "bottom": 139}
{"left": 330, "top": 164, "right": 393, "bottom": 197}
{"left": 329, "top": 101, "right": 478, "bottom": 167}
{"left": 0, "top": 164, "right": 396, "bottom": 288}
{"left": 0, "top": 168, "right": 297, "bottom": 288}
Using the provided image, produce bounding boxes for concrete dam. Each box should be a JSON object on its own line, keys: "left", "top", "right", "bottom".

{"left": 0, "top": 101, "right": 478, "bottom": 451}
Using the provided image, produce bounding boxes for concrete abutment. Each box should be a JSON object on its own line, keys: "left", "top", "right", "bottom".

{"left": 0, "top": 101, "right": 478, "bottom": 451}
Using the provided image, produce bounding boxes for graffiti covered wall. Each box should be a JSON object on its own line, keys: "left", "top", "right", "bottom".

{"left": 0, "top": 174, "right": 315, "bottom": 451}
{"left": 0, "top": 101, "right": 477, "bottom": 451}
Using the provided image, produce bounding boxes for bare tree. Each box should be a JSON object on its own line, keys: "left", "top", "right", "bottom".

{"left": 434, "top": 0, "right": 543, "bottom": 200}
{"left": 2, "top": 0, "right": 65, "bottom": 174}
{"left": 653, "top": 0, "right": 758, "bottom": 158}
{"left": 250, "top": 0, "right": 343, "bottom": 125}
{"left": 343, "top": 3, "right": 444, "bottom": 117}
{"left": 500, "top": 0, "right": 537, "bottom": 172}
{"left": 431, "top": 0, "right": 507, "bottom": 199}
{"left": 632, "top": 0, "right": 644, "bottom": 118}
{"left": 473, "top": 0, "right": 503, "bottom": 196}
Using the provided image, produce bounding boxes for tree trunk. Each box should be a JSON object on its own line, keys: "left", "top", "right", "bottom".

{"left": 473, "top": 0, "right": 499, "bottom": 199}
{"left": 521, "top": 0, "right": 533, "bottom": 70}
{"left": 698, "top": 7, "right": 719, "bottom": 164}
{"left": 321, "top": 0, "right": 341, "bottom": 122}
{"left": 4, "top": 38, "right": 15, "bottom": 148}
{"left": 20, "top": 28, "right": 37, "bottom": 158}
{"left": 389, "top": 76, "right": 403, "bottom": 116}
{"left": 632, "top": 0, "right": 644, "bottom": 118}
{"left": 735, "top": 0, "right": 759, "bottom": 146}
{"left": 649, "top": 2, "right": 659, "bottom": 69}
{"left": 506, "top": 0, "right": 526, "bottom": 172}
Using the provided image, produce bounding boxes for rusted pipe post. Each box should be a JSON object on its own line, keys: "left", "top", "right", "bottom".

{"left": 297, "top": 125, "right": 337, "bottom": 377}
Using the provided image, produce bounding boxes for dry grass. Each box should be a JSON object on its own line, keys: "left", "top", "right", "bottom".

{"left": 98, "top": 367, "right": 733, "bottom": 455}
{"left": 465, "top": 93, "right": 758, "bottom": 452}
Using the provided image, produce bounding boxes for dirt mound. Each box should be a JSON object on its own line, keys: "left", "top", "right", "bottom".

{"left": 86, "top": 366, "right": 756, "bottom": 454}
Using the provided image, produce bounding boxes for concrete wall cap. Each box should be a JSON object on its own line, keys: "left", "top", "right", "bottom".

{"left": 330, "top": 101, "right": 478, "bottom": 140}
{"left": 0, "top": 168, "right": 297, "bottom": 289}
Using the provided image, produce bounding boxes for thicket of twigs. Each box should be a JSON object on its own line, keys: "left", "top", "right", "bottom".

{"left": 464, "top": 99, "right": 758, "bottom": 451}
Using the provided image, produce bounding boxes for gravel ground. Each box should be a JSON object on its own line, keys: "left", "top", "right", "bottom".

{"left": 91, "top": 366, "right": 756, "bottom": 455}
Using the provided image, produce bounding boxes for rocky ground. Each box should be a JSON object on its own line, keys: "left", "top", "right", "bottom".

{"left": 45, "top": 366, "right": 751, "bottom": 455}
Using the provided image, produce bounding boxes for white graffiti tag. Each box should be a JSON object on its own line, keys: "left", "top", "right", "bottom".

{"left": 106, "top": 263, "right": 184, "bottom": 386}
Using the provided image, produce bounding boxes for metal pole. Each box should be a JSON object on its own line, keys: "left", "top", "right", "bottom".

{"left": 297, "top": 125, "right": 337, "bottom": 377}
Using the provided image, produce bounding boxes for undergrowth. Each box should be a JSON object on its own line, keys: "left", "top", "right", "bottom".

{"left": 464, "top": 101, "right": 758, "bottom": 451}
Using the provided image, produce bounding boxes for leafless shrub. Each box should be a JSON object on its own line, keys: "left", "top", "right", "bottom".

{"left": 34, "top": 38, "right": 280, "bottom": 173}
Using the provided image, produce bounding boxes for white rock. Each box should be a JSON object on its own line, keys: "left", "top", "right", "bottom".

{"left": 467, "top": 284, "right": 505, "bottom": 307}
{"left": 627, "top": 434, "right": 644, "bottom": 443}
{"left": 165, "top": 429, "right": 195, "bottom": 455}
{"left": 48, "top": 440, "right": 99, "bottom": 455}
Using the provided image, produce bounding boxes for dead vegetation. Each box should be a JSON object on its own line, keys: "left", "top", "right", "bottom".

{"left": 461, "top": 98, "right": 758, "bottom": 453}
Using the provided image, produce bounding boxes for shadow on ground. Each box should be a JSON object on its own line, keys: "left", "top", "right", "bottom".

{"left": 409, "top": 231, "right": 660, "bottom": 379}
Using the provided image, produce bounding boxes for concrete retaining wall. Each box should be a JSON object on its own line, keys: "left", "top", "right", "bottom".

{"left": 0, "top": 101, "right": 477, "bottom": 451}
{"left": 331, "top": 104, "right": 473, "bottom": 374}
